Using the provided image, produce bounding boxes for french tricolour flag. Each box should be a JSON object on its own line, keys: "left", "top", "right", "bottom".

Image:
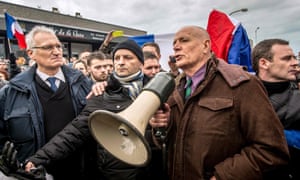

{"left": 207, "top": 9, "right": 253, "bottom": 72}
{"left": 5, "top": 12, "right": 27, "bottom": 49}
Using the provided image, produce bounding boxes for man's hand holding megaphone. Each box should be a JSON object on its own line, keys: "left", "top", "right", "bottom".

{"left": 149, "top": 103, "right": 171, "bottom": 140}
{"left": 150, "top": 103, "right": 170, "bottom": 129}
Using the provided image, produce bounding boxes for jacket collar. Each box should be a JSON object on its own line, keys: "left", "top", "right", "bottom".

{"left": 9, "top": 65, "right": 82, "bottom": 91}
{"left": 177, "top": 55, "right": 250, "bottom": 89}
{"left": 215, "top": 58, "right": 250, "bottom": 87}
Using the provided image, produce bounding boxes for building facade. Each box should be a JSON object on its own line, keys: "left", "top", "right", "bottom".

{"left": 0, "top": 1, "right": 146, "bottom": 62}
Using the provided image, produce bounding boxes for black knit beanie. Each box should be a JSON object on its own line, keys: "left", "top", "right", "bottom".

{"left": 112, "top": 39, "right": 144, "bottom": 64}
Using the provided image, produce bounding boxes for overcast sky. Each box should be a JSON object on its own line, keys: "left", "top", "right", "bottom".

{"left": 6, "top": 0, "right": 300, "bottom": 53}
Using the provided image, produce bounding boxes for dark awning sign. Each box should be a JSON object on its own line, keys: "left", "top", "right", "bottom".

{"left": 19, "top": 20, "right": 107, "bottom": 42}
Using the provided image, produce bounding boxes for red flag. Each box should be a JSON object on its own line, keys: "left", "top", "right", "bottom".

{"left": 206, "top": 9, "right": 239, "bottom": 62}
{"left": 5, "top": 12, "right": 27, "bottom": 49}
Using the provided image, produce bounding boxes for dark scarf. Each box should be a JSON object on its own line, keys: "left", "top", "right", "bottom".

{"left": 113, "top": 71, "right": 144, "bottom": 100}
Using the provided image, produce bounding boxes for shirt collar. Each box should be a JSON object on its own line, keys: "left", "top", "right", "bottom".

{"left": 36, "top": 67, "right": 66, "bottom": 82}
{"left": 185, "top": 64, "right": 206, "bottom": 92}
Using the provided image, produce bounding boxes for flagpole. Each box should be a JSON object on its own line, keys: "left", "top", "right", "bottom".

{"left": 3, "top": 9, "right": 12, "bottom": 55}
{"left": 7, "top": 38, "right": 12, "bottom": 54}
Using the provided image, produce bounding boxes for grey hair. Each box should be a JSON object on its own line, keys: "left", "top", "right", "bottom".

{"left": 25, "top": 26, "right": 57, "bottom": 50}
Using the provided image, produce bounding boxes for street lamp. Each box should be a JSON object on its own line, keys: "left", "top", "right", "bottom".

{"left": 229, "top": 8, "right": 248, "bottom": 16}
{"left": 255, "top": 27, "right": 260, "bottom": 44}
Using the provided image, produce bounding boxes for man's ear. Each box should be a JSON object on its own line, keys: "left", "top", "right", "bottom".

{"left": 26, "top": 49, "right": 32, "bottom": 57}
{"left": 259, "top": 58, "right": 270, "bottom": 70}
{"left": 140, "top": 63, "right": 144, "bottom": 70}
{"left": 87, "top": 66, "right": 92, "bottom": 73}
{"left": 203, "top": 40, "right": 211, "bottom": 54}
{"left": 26, "top": 49, "right": 33, "bottom": 59}
{"left": 157, "top": 54, "right": 161, "bottom": 60}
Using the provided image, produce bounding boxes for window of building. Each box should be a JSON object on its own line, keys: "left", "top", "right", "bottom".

{"left": 71, "top": 43, "right": 92, "bottom": 58}
{"left": 0, "top": 38, "right": 5, "bottom": 58}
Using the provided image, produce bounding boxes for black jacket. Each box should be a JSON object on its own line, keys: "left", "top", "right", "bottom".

{"left": 28, "top": 74, "right": 151, "bottom": 180}
{"left": 267, "top": 82, "right": 300, "bottom": 179}
{"left": 269, "top": 82, "right": 300, "bottom": 129}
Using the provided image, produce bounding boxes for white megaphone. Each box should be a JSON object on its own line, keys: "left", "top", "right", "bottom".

{"left": 88, "top": 72, "right": 175, "bottom": 166}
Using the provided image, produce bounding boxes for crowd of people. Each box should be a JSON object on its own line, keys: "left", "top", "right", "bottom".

{"left": 0, "top": 23, "right": 299, "bottom": 180}
{"left": 0, "top": 59, "right": 9, "bottom": 88}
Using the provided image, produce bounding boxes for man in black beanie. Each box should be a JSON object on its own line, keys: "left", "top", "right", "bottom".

{"left": 23, "top": 39, "right": 158, "bottom": 180}
{"left": 113, "top": 39, "right": 144, "bottom": 65}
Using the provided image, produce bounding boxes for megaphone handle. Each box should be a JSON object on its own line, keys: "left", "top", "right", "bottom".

{"left": 154, "top": 127, "right": 166, "bottom": 137}
{"left": 161, "top": 136, "right": 169, "bottom": 179}
{"left": 153, "top": 105, "right": 168, "bottom": 178}
{"left": 154, "top": 103, "right": 168, "bottom": 138}
{"left": 162, "top": 140, "right": 168, "bottom": 179}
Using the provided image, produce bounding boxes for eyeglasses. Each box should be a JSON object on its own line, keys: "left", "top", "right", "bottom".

{"left": 32, "top": 44, "right": 63, "bottom": 51}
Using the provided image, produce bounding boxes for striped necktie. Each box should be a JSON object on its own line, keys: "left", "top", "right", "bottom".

{"left": 185, "top": 78, "right": 193, "bottom": 100}
{"left": 47, "top": 77, "right": 58, "bottom": 92}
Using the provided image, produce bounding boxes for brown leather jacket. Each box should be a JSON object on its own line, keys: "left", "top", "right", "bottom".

{"left": 166, "top": 57, "right": 289, "bottom": 180}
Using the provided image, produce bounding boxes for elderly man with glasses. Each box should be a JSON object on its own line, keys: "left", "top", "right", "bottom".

{"left": 0, "top": 26, "right": 94, "bottom": 179}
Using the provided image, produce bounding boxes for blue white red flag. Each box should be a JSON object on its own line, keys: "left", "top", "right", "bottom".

{"left": 228, "top": 25, "right": 253, "bottom": 72}
{"left": 5, "top": 12, "right": 27, "bottom": 49}
{"left": 207, "top": 9, "right": 253, "bottom": 72}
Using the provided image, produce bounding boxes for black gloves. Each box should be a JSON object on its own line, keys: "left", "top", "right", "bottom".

{"left": 0, "top": 141, "right": 46, "bottom": 180}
